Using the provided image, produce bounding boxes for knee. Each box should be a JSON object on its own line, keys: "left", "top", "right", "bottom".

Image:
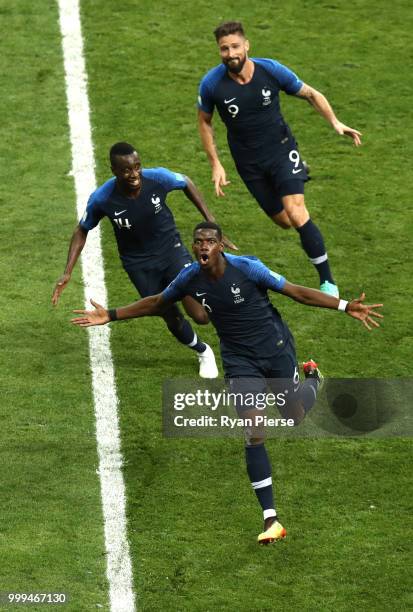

{"left": 250, "top": 437, "right": 265, "bottom": 446}
{"left": 288, "top": 207, "right": 309, "bottom": 228}
{"left": 191, "top": 311, "right": 210, "bottom": 325}
{"left": 182, "top": 297, "right": 211, "bottom": 325}
{"left": 277, "top": 220, "right": 292, "bottom": 230}
{"left": 282, "top": 194, "right": 310, "bottom": 228}
{"left": 245, "top": 435, "right": 266, "bottom": 446}
{"left": 271, "top": 211, "right": 293, "bottom": 230}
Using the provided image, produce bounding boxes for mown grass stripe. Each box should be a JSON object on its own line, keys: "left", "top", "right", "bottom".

{"left": 57, "top": 1, "right": 135, "bottom": 609}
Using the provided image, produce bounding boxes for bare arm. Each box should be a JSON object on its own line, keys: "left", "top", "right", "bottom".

{"left": 52, "top": 225, "right": 88, "bottom": 305}
{"left": 198, "top": 109, "right": 230, "bottom": 196}
{"left": 183, "top": 176, "right": 238, "bottom": 250}
{"left": 295, "top": 83, "right": 362, "bottom": 146}
{"left": 281, "top": 282, "right": 383, "bottom": 330}
{"left": 183, "top": 175, "right": 216, "bottom": 222}
{"left": 71, "top": 293, "right": 173, "bottom": 327}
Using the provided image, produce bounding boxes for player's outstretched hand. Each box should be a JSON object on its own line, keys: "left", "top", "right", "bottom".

{"left": 71, "top": 299, "right": 110, "bottom": 327}
{"left": 333, "top": 121, "right": 362, "bottom": 146}
{"left": 222, "top": 234, "right": 239, "bottom": 251}
{"left": 346, "top": 292, "right": 383, "bottom": 330}
{"left": 52, "top": 273, "right": 71, "bottom": 306}
{"left": 212, "top": 162, "right": 230, "bottom": 197}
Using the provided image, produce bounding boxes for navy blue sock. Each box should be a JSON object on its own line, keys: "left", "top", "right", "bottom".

{"left": 296, "top": 218, "right": 335, "bottom": 284}
{"left": 245, "top": 443, "right": 276, "bottom": 519}
{"left": 298, "top": 379, "right": 319, "bottom": 414}
{"left": 167, "top": 317, "right": 206, "bottom": 352}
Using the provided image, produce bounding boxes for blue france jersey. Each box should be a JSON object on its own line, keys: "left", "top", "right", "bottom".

{"left": 162, "top": 254, "right": 291, "bottom": 360}
{"left": 79, "top": 168, "right": 187, "bottom": 266}
{"left": 198, "top": 58, "right": 302, "bottom": 162}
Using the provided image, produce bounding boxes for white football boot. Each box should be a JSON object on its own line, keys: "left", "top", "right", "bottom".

{"left": 197, "top": 344, "right": 219, "bottom": 379}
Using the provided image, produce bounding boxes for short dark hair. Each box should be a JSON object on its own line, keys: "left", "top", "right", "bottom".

{"left": 109, "top": 142, "right": 137, "bottom": 164}
{"left": 193, "top": 221, "right": 223, "bottom": 240}
{"left": 214, "top": 21, "right": 245, "bottom": 41}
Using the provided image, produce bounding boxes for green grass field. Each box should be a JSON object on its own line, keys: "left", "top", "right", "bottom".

{"left": 1, "top": 0, "right": 412, "bottom": 610}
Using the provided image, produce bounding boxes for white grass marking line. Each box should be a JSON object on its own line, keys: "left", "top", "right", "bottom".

{"left": 57, "top": 1, "right": 136, "bottom": 610}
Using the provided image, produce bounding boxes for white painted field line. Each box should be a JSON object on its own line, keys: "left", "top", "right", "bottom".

{"left": 57, "top": 1, "right": 136, "bottom": 610}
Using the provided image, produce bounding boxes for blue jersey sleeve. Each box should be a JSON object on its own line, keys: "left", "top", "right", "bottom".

{"left": 197, "top": 65, "right": 227, "bottom": 114}
{"left": 79, "top": 190, "right": 105, "bottom": 231}
{"left": 225, "top": 254, "right": 286, "bottom": 292}
{"left": 198, "top": 77, "right": 215, "bottom": 114}
{"left": 161, "top": 262, "right": 200, "bottom": 302}
{"left": 142, "top": 167, "right": 187, "bottom": 192}
{"left": 79, "top": 178, "right": 116, "bottom": 230}
{"left": 254, "top": 58, "right": 303, "bottom": 95}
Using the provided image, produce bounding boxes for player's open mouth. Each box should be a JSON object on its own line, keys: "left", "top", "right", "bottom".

{"left": 200, "top": 254, "right": 209, "bottom": 263}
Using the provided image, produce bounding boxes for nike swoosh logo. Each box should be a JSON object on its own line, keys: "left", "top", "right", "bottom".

{"left": 292, "top": 168, "right": 302, "bottom": 174}
{"left": 224, "top": 98, "right": 236, "bottom": 104}
{"left": 196, "top": 292, "right": 206, "bottom": 297}
{"left": 114, "top": 210, "right": 127, "bottom": 216}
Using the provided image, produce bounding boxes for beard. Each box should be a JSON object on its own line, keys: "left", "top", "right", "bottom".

{"left": 224, "top": 55, "right": 247, "bottom": 74}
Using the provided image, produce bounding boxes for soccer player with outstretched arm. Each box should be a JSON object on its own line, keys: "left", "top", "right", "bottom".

{"left": 71, "top": 221, "right": 383, "bottom": 544}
